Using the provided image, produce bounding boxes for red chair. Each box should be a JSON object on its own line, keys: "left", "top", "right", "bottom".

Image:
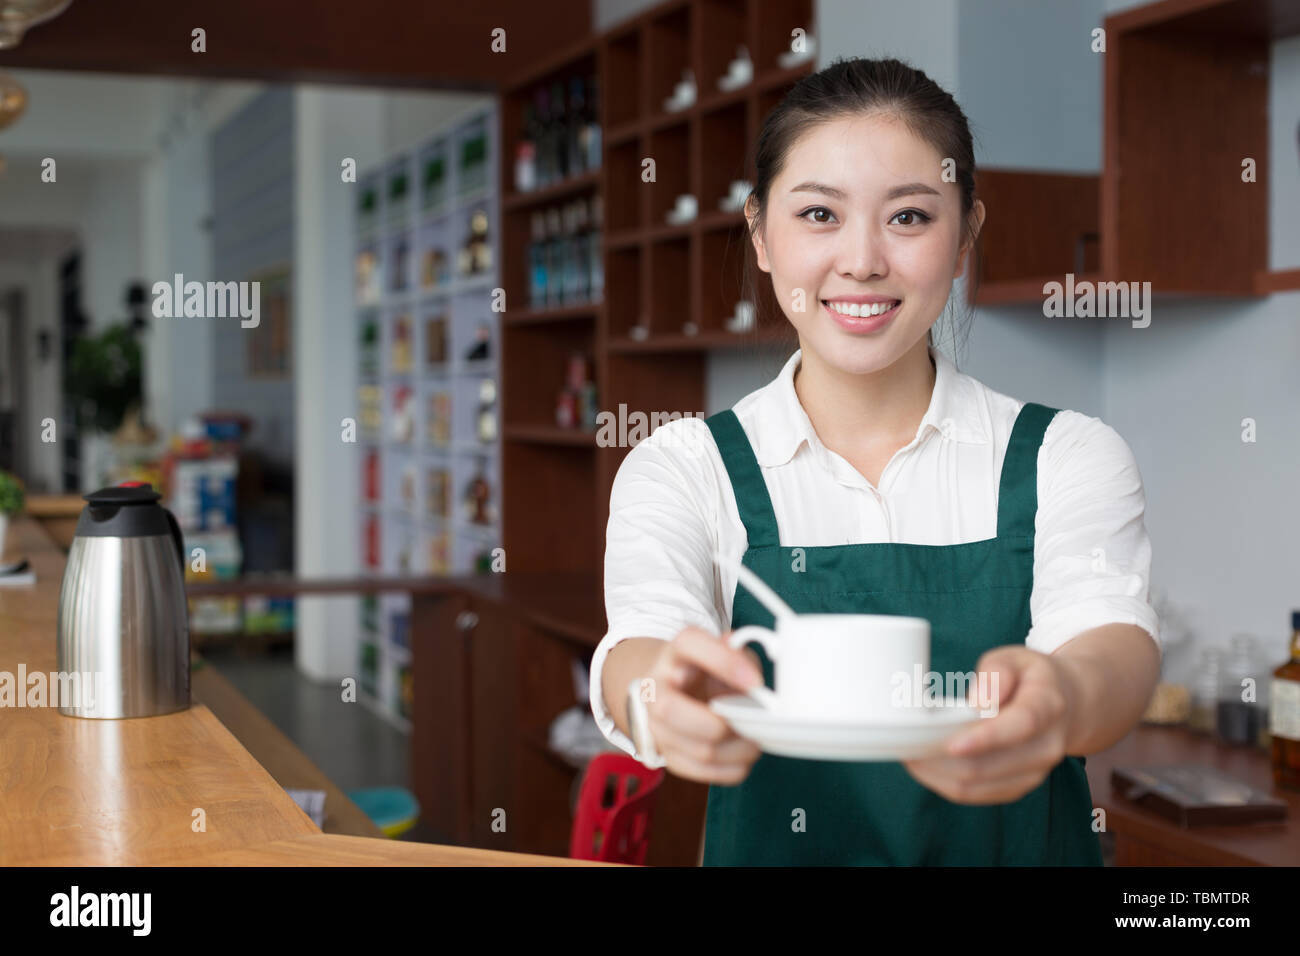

{"left": 570, "top": 753, "right": 666, "bottom": 865}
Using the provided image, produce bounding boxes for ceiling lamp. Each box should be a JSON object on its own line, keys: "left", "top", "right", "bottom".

{"left": 0, "top": 0, "right": 73, "bottom": 50}
{"left": 0, "top": 71, "right": 25, "bottom": 130}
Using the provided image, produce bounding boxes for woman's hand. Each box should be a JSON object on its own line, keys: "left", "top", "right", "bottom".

{"left": 641, "top": 626, "right": 766, "bottom": 785}
{"left": 901, "top": 645, "right": 1080, "bottom": 805}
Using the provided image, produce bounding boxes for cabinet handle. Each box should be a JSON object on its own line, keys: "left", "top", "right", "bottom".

{"left": 455, "top": 610, "right": 479, "bottom": 632}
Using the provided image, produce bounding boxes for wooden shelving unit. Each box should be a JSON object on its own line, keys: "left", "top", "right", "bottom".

{"left": 499, "top": 0, "right": 814, "bottom": 573}
{"left": 490, "top": 0, "right": 814, "bottom": 863}
{"left": 972, "top": 0, "right": 1300, "bottom": 304}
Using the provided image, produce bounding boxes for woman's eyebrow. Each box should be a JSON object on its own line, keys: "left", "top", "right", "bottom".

{"left": 788, "top": 181, "right": 942, "bottom": 201}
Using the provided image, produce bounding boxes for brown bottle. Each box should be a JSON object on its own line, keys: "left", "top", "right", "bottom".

{"left": 1269, "top": 610, "right": 1300, "bottom": 790}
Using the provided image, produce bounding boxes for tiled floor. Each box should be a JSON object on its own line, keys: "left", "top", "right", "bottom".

{"left": 201, "top": 642, "right": 409, "bottom": 794}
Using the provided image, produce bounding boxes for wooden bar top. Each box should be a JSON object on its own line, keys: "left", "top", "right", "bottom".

{"left": 0, "top": 516, "right": 604, "bottom": 866}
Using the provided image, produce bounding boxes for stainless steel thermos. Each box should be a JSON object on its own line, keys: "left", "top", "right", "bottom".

{"left": 57, "top": 482, "right": 190, "bottom": 718}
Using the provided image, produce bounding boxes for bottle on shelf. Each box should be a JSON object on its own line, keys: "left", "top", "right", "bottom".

{"left": 515, "top": 102, "right": 537, "bottom": 193}
{"left": 545, "top": 206, "right": 564, "bottom": 307}
{"left": 534, "top": 87, "right": 552, "bottom": 188}
{"left": 585, "top": 74, "right": 602, "bottom": 173}
{"left": 551, "top": 79, "right": 570, "bottom": 181}
{"left": 556, "top": 353, "right": 596, "bottom": 430}
{"left": 568, "top": 74, "right": 587, "bottom": 179}
{"left": 1270, "top": 610, "right": 1300, "bottom": 790}
{"left": 590, "top": 193, "right": 603, "bottom": 302}
{"left": 528, "top": 211, "right": 547, "bottom": 309}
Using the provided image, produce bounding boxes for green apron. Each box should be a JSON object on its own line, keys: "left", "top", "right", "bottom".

{"left": 701, "top": 402, "right": 1103, "bottom": 866}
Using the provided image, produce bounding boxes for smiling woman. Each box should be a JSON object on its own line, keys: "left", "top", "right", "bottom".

{"left": 592, "top": 56, "right": 1161, "bottom": 867}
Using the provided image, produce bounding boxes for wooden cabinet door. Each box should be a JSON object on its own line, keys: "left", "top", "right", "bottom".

{"left": 410, "top": 591, "right": 473, "bottom": 843}
{"left": 467, "top": 597, "right": 519, "bottom": 849}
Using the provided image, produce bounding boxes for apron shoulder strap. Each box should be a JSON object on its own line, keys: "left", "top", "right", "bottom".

{"left": 997, "top": 401, "right": 1060, "bottom": 544}
{"left": 704, "top": 409, "right": 780, "bottom": 547}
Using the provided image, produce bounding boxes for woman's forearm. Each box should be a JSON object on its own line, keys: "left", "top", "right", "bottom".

{"left": 600, "top": 637, "right": 668, "bottom": 740}
{"left": 1053, "top": 623, "right": 1161, "bottom": 756}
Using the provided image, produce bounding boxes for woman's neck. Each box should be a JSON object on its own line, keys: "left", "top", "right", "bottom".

{"left": 793, "top": 336, "right": 937, "bottom": 456}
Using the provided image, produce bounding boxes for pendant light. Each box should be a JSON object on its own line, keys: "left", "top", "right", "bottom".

{"left": 0, "top": 0, "right": 74, "bottom": 50}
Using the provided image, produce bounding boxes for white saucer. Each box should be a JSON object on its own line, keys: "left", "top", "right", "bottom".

{"left": 709, "top": 695, "right": 984, "bottom": 761}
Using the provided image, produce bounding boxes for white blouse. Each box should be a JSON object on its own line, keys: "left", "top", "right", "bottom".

{"left": 590, "top": 345, "right": 1161, "bottom": 760}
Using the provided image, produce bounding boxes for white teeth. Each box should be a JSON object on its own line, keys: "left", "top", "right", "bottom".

{"left": 825, "top": 299, "right": 898, "bottom": 318}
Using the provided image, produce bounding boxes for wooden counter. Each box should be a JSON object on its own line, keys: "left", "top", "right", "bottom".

{"left": 0, "top": 516, "right": 605, "bottom": 866}
{"left": 1084, "top": 722, "right": 1300, "bottom": 866}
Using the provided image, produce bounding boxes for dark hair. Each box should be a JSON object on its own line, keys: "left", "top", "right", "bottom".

{"left": 742, "top": 56, "right": 980, "bottom": 361}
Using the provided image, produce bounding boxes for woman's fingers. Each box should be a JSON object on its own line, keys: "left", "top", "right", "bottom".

{"left": 664, "top": 626, "right": 764, "bottom": 696}
{"left": 641, "top": 628, "right": 764, "bottom": 784}
{"left": 653, "top": 712, "right": 760, "bottom": 770}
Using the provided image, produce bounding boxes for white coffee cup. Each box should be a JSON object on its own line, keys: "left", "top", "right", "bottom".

{"left": 728, "top": 613, "right": 930, "bottom": 722}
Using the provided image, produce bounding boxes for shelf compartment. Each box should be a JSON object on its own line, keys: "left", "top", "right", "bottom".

{"left": 501, "top": 321, "right": 595, "bottom": 430}
{"left": 603, "top": 137, "right": 644, "bottom": 234}
{"left": 605, "top": 244, "right": 645, "bottom": 339}
{"left": 646, "top": 0, "right": 693, "bottom": 124}
{"left": 697, "top": 0, "right": 749, "bottom": 97}
{"left": 968, "top": 169, "right": 1099, "bottom": 305}
{"left": 698, "top": 222, "right": 751, "bottom": 336}
{"left": 698, "top": 99, "right": 748, "bottom": 225}
{"left": 1103, "top": 19, "right": 1265, "bottom": 296}
{"left": 645, "top": 123, "right": 690, "bottom": 228}
{"left": 751, "top": 0, "right": 815, "bottom": 75}
{"left": 502, "top": 442, "right": 600, "bottom": 572}
{"left": 603, "top": 23, "right": 644, "bottom": 129}
{"left": 647, "top": 236, "right": 690, "bottom": 336}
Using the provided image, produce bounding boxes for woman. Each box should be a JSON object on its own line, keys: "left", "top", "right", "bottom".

{"left": 590, "top": 57, "right": 1160, "bottom": 865}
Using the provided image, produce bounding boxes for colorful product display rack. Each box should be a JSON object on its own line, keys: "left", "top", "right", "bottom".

{"left": 355, "top": 106, "right": 502, "bottom": 729}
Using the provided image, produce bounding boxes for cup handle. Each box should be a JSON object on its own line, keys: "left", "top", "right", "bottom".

{"left": 727, "top": 626, "right": 781, "bottom": 710}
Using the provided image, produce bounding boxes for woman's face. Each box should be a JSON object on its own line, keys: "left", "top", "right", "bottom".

{"left": 748, "top": 112, "right": 984, "bottom": 375}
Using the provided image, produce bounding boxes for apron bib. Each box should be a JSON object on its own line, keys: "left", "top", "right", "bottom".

{"left": 701, "top": 402, "right": 1103, "bottom": 866}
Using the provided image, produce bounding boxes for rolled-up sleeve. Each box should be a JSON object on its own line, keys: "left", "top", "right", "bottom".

{"left": 1026, "top": 410, "right": 1161, "bottom": 657}
{"left": 589, "top": 417, "right": 726, "bottom": 756}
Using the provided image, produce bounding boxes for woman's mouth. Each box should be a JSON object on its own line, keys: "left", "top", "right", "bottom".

{"left": 820, "top": 298, "right": 901, "bottom": 333}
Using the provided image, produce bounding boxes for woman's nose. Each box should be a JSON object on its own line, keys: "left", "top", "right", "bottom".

{"left": 836, "top": 224, "right": 889, "bottom": 279}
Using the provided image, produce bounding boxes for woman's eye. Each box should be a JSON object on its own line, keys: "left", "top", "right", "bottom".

{"left": 797, "top": 206, "right": 836, "bottom": 224}
{"left": 891, "top": 209, "right": 932, "bottom": 226}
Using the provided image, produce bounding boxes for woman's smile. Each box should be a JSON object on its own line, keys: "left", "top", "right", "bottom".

{"left": 820, "top": 296, "right": 902, "bottom": 334}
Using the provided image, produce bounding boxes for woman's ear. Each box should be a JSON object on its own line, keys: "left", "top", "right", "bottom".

{"left": 954, "top": 199, "right": 986, "bottom": 280}
{"left": 746, "top": 195, "right": 771, "bottom": 274}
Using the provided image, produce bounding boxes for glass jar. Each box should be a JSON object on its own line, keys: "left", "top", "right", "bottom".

{"left": 1189, "top": 646, "right": 1222, "bottom": 734}
{"left": 1216, "top": 633, "right": 1266, "bottom": 747}
{"left": 1142, "top": 590, "right": 1194, "bottom": 725}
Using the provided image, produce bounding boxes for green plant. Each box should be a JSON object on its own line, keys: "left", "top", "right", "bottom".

{"left": 0, "top": 470, "right": 24, "bottom": 517}
{"left": 64, "top": 323, "right": 142, "bottom": 433}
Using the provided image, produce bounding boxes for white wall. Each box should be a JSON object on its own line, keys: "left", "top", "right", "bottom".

{"left": 141, "top": 82, "right": 266, "bottom": 442}
{"left": 0, "top": 70, "right": 266, "bottom": 487}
